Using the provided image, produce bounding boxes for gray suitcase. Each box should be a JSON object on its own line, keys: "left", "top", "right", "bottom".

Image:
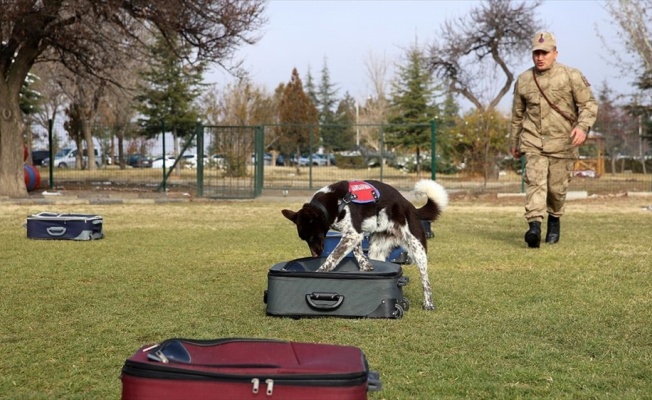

{"left": 264, "top": 257, "right": 410, "bottom": 319}
{"left": 26, "top": 212, "right": 104, "bottom": 240}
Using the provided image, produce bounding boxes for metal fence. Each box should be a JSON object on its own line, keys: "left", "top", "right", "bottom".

{"left": 27, "top": 121, "right": 652, "bottom": 198}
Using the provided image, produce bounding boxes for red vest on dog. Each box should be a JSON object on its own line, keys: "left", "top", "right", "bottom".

{"left": 347, "top": 181, "right": 379, "bottom": 203}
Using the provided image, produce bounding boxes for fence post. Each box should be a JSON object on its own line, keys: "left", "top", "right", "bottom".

{"left": 430, "top": 120, "right": 437, "bottom": 181}
{"left": 47, "top": 119, "right": 54, "bottom": 189}
{"left": 161, "top": 121, "right": 166, "bottom": 193}
{"left": 196, "top": 122, "right": 204, "bottom": 198}
{"left": 255, "top": 125, "right": 264, "bottom": 197}
{"left": 379, "top": 125, "right": 385, "bottom": 182}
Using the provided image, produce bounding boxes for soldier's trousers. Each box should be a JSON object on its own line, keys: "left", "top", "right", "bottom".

{"left": 523, "top": 153, "right": 574, "bottom": 222}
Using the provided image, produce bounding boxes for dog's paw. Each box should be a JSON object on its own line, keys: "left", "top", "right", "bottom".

{"left": 359, "top": 260, "right": 374, "bottom": 271}
{"left": 317, "top": 263, "right": 335, "bottom": 272}
{"left": 422, "top": 302, "right": 436, "bottom": 311}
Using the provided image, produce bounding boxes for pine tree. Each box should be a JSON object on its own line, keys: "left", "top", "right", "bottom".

{"left": 135, "top": 34, "right": 206, "bottom": 141}
{"left": 388, "top": 42, "right": 441, "bottom": 175}
{"left": 279, "top": 68, "right": 319, "bottom": 172}
{"left": 331, "top": 92, "right": 357, "bottom": 151}
{"left": 316, "top": 58, "right": 343, "bottom": 155}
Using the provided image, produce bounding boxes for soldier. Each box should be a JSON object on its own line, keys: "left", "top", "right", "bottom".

{"left": 510, "top": 31, "right": 598, "bottom": 248}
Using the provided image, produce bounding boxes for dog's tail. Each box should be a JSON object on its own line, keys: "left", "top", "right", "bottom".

{"left": 414, "top": 179, "right": 448, "bottom": 222}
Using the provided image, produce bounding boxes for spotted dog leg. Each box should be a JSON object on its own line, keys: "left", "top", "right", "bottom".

{"left": 317, "top": 232, "right": 364, "bottom": 272}
{"left": 352, "top": 244, "right": 373, "bottom": 271}
{"left": 405, "top": 233, "right": 434, "bottom": 310}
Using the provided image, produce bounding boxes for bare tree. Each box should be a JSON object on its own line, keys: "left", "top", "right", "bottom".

{"left": 0, "top": 0, "right": 266, "bottom": 197}
{"left": 427, "top": 0, "right": 541, "bottom": 184}
{"left": 359, "top": 51, "right": 391, "bottom": 151}
{"left": 605, "top": 0, "right": 652, "bottom": 85}
{"left": 203, "top": 76, "right": 278, "bottom": 171}
{"left": 428, "top": 0, "right": 542, "bottom": 111}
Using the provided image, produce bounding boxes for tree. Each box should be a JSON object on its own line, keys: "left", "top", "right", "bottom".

{"left": 202, "top": 76, "right": 277, "bottom": 174}
{"left": 435, "top": 90, "right": 462, "bottom": 174}
{"left": 278, "top": 68, "right": 319, "bottom": 174}
{"left": 331, "top": 92, "right": 357, "bottom": 152}
{"left": 357, "top": 51, "right": 392, "bottom": 152}
{"left": 388, "top": 41, "right": 441, "bottom": 176}
{"left": 20, "top": 71, "right": 43, "bottom": 164}
{"left": 593, "top": 82, "right": 639, "bottom": 174}
{"left": 455, "top": 110, "right": 511, "bottom": 180}
{"left": 427, "top": 0, "right": 541, "bottom": 182}
{"left": 0, "top": 0, "right": 266, "bottom": 197}
{"left": 135, "top": 32, "right": 208, "bottom": 162}
{"left": 316, "top": 58, "right": 343, "bottom": 157}
{"left": 605, "top": 0, "right": 652, "bottom": 89}
{"left": 428, "top": 0, "right": 541, "bottom": 110}
{"left": 604, "top": 0, "right": 652, "bottom": 165}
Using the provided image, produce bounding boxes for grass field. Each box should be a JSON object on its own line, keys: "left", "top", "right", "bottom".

{"left": 1, "top": 194, "right": 651, "bottom": 399}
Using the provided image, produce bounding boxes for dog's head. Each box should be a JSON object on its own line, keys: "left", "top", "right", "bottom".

{"left": 282, "top": 204, "right": 330, "bottom": 257}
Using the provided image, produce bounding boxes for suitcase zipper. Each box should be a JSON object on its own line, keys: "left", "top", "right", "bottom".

{"left": 251, "top": 378, "right": 274, "bottom": 395}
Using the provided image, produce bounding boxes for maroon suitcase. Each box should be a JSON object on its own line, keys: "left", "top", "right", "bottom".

{"left": 121, "top": 338, "right": 382, "bottom": 400}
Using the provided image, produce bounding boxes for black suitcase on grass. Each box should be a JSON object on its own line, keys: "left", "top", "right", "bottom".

{"left": 121, "top": 337, "right": 382, "bottom": 400}
{"left": 264, "top": 257, "right": 410, "bottom": 319}
{"left": 26, "top": 212, "right": 104, "bottom": 240}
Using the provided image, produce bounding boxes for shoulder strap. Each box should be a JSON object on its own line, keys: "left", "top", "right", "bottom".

{"left": 532, "top": 69, "right": 576, "bottom": 124}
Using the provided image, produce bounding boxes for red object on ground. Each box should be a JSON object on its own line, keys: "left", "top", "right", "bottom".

{"left": 24, "top": 164, "right": 41, "bottom": 191}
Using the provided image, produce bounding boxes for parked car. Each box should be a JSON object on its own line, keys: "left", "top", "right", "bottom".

{"left": 181, "top": 153, "right": 209, "bottom": 168}
{"left": 42, "top": 147, "right": 102, "bottom": 168}
{"left": 210, "top": 154, "right": 227, "bottom": 169}
{"left": 126, "top": 154, "right": 152, "bottom": 168}
{"left": 151, "top": 155, "right": 176, "bottom": 169}
{"left": 30, "top": 149, "right": 50, "bottom": 166}
{"left": 294, "top": 153, "right": 333, "bottom": 166}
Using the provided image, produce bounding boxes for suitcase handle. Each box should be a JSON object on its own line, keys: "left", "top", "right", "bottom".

{"left": 46, "top": 226, "right": 67, "bottom": 236}
{"left": 367, "top": 370, "right": 383, "bottom": 392}
{"left": 305, "top": 292, "right": 344, "bottom": 310}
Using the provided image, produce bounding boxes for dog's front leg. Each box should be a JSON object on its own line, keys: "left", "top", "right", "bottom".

{"left": 317, "top": 232, "right": 363, "bottom": 272}
{"left": 352, "top": 244, "right": 373, "bottom": 271}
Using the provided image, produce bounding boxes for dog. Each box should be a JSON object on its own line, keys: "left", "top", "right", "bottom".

{"left": 281, "top": 179, "right": 448, "bottom": 310}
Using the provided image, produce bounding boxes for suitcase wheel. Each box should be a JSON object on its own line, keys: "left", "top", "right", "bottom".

{"left": 401, "top": 298, "right": 410, "bottom": 311}
{"left": 393, "top": 303, "right": 404, "bottom": 319}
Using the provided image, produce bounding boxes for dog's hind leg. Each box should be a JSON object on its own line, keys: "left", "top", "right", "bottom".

{"left": 404, "top": 233, "right": 435, "bottom": 310}
{"left": 368, "top": 232, "right": 399, "bottom": 263}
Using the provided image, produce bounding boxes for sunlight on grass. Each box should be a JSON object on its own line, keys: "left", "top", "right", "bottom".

{"left": 0, "top": 199, "right": 651, "bottom": 399}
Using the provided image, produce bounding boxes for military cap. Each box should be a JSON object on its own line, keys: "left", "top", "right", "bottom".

{"left": 532, "top": 31, "right": 556, "bottom": 53}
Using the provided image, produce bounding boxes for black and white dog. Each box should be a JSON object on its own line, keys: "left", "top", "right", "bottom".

{"left": 282, "top": 179, "right": 448, "bottom": 310}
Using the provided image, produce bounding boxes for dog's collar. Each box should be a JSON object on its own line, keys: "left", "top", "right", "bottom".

{"left": 310, "top": 200, "right": 330, "bottom": 225}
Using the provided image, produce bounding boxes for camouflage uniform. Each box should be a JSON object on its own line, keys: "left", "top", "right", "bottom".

{"left": 510, "top": 62, "right": 598, "bottom": 222}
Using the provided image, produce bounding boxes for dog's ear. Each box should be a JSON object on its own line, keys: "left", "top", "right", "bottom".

{"left": 281, "top": 209, "right": 298, "bottom": 224}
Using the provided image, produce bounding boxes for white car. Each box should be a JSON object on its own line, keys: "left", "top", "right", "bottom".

{"left": 151, "top": 156, "right": 176, "bottom": 169}
{"left": 42, "top": 147, "right": 102, "bottom": 168}
{"left": 181, "top": 154, "right": 209, "bottom": 168}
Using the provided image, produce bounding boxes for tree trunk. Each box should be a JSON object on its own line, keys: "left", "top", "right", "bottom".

{"left": 82, "top": 118, "right": 97, "bottom": 170}
{"left": 0, "top": 95, "right": 28, "bottom": 197}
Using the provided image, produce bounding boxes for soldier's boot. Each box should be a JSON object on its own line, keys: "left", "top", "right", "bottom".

{"left": 545, "top": 216, "right": 560, "bottom": 244}
{"left": 524, "top": 221, "right": 541, "bottom": 248}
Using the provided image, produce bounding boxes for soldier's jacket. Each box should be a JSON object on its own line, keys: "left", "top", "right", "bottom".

{"left": 510, "top": 62, "right": 598, "bottom": 159}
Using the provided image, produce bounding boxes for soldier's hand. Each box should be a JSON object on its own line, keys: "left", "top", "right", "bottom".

{"left": 510, "top": 147, "right": 522, "bottom": 158}
{"left": 570, "top": 128, "right": 588, "bottom": 146}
